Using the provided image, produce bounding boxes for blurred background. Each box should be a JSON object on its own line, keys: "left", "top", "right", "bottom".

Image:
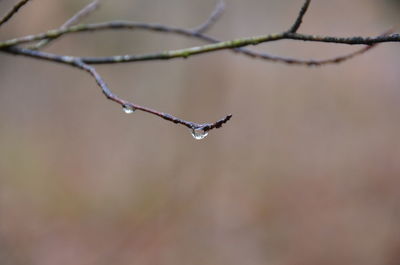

{"left": 1, "top": 0, "right": 400, "bottom": 264}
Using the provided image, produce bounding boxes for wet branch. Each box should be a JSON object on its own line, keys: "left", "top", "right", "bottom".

{"left": 0, "top": 0, "right": 398, "bottom": 136}
{"left": 74, "top": 60, "right": 232, "bottom": 131}
{"left": 4, "top": 45, "right": 232, "bottom": 132}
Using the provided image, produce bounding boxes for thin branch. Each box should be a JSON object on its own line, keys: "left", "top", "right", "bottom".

{"left": 30, "top": 0, "right": 100, "bottom": 50}
{"left": 285, "top": 32, "right": 400, "bottom": 44}
{"left": 5, "top": 46, "right": 231, "bottom": 132}
{"left": 0, "top": 18, "right": 384, "bottom": 66}
{"left": 288, "top": 0, "right": 311, "bottom": 33}
{"left": 0, "top": 0, "right": 392, "bottom": 66}
{"left": 74, "top": 61, "right": 231, "bottom": 131}
{"left": 191, "top": 0, "right": 225, "bottom": 34}
{"left": 236, "top": 44, "right": 377, "bottom": 66}
{"left": 59, "top": 0, "right": 100, "bottom": 29}
{"left": 241, "top": 29, "right": 393, "bottom": 66}
{"left": 5, "top": 31, "right": 381, "bottom": 67}
{"left": 0, "top": 0, "right": 31, "bottom": 27}
{"left": 1, "top": 21, "right": 399, "bottom": 53}
{"left": 0, "top": 0, "right": 398, "bottom": 133}
{"left": 184, "top": 30, "right": 381, "bottom": 66}
{"left": 68, "top": 32, "right": 400, "bottom": 64}
{"left": 2, "top": 21, "right": 382, "bottom": 66}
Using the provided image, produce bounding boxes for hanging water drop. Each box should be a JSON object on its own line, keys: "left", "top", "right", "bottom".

{"left": 191, "top": 128, "right": 208, "bottom": 140}
{"left": 122, "top": 104, "right": 135, "bottom": 114}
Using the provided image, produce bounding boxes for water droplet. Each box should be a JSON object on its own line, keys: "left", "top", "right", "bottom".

{"left": 122, "top": 104, "right": 135, "bottom": 114}
{"left": 191, "top": 128, "right": 208, "bottom": 140}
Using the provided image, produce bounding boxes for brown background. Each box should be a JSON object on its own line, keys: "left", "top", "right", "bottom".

{"left": 1, "top": 0, "right": 400, "bottom": 264}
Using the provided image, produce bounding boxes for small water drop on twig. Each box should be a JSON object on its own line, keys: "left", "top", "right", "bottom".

{"left": 122, "top": 104, "right": 136, "bottom": 114}
{"left": 191, "top": 128, "right": 208, "bottom": 140}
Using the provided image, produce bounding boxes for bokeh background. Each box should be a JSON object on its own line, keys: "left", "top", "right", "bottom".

{"left": 1, "top": 0, "right": 400, "bottom": 264}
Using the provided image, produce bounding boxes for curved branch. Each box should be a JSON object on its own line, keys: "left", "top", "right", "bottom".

{"left": 5, "top": 46, "right": 231, "bottom": 132}
{"left": 0, "top": 1, "right": 391, "bottom": 66}
{"left": 74, "top": 61, "right": 231, "bottom": 131}
{"left": 0, "top": 0, "right": 398, "bottom": 135}
{"left": 2, "top": 21, "right": 399, "bottom": 50}
{"left": 0, "top": 21, "right": 397, "bottom": 66}
{"left": 236, "top": 44, "right": 377, "bottom": 66}
{"left": 71, "top": 32, "right": 399, "bottom": 64}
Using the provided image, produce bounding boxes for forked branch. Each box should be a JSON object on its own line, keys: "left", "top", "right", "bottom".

{"left": 0, "top": 0, "right": 398, "bottom": 138}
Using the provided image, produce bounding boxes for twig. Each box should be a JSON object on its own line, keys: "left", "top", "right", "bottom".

{"left": 1, "top": 22, "right": 399, "bottom": 56}
{"left": 58, "top": 0, "right": 100, "bottom": 29}
{"left": 0, "top": 0, "right": 392, "bottom": 66}
{"left": 2, "top": 25, "right": 397, "bottom": 64}
{"left": 239, "top": 29, "right": 394, "bottom": 66}
{"left": 0, "top": 0, "right": 398, "bottom": 133}
{"left": 5, "top": 46, "right": 231, "bottom": 132}
{"left": 30, "top": 0, "right": 100, "bottom": 50}
{"left": 236, "top": 44, "right": 377, "bottom": 66}
{"left": 75, "top": 61, "right": 232, "bottom": 131}
{"left": 0, "top": 19, "right": 383, "bottom": 66}
{"left": 71, "top": 32, "right": 400, "bottom": 64}
{"left": 288, "top": 0, "right": 311, "bottom": 33}
{"left": 191, "top": 0, "right": 225, "bottom": 34}
{"left": 0, "top": 0, "right": 31, "bottom": 27}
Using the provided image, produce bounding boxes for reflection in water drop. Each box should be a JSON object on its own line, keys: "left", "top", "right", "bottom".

{"left": 191, "top": 128, "right": 208, "bottom": 140}
{"left": 122, "top": 104, "right": 136, "bottom": 114}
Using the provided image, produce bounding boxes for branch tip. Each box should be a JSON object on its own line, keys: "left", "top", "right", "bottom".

{"left": 2, "top": 1, "right": 399, "bottom": 134}
{"left": 199, "top": 114, "right": 232, "bottom": 131}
